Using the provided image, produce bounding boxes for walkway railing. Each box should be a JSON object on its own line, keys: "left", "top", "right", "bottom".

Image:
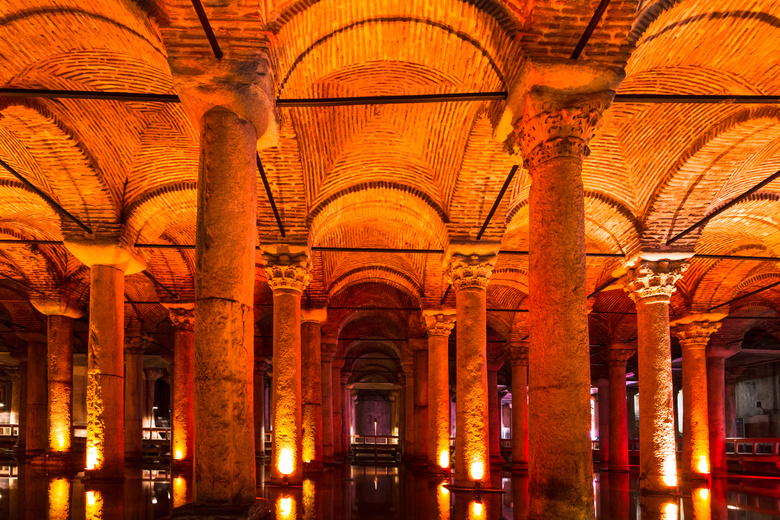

{"left": 352, "top": 435, "right": 399, "bottom": 445}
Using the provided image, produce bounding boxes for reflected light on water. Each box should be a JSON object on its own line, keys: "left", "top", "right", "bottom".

{"left": 173, "top": 476, "right": 188, "bottom": 508}
{"left": 276, "top": 495, "right": 295, "bottom": 520}
{"left": 663, "top": 502, "right": 678, "bottom": 520}
{"left": 303, "top": 478, "right": 315, "bottom": 520}
{"left": 85, "top": 490, "right": 103, "bottom": 520}
{"left": 469, "top": 500, "right": 485, "bottom": 520}
{"left": 436, "top": 483, "right": 450, "bottom": 520}
{"left": 48, "top": 478, "right": 70, "bottom": 520}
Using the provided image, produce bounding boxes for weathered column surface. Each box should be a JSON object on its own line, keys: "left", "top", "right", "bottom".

{"left": 625, "top": 256, "right": 688, "bottom": 495}
{"left": 25, "top": 340, "right": 47, "bottom": 457}
{"left": 321, "top": 340, "right": 338, "bottom": 463}
{"left": 507, "top": 337, "right": 529, "bottom": 473}
{"left": 672, "top": 314, "right": 723, "bottom": 481}
{"left": 423, "top": 310, "right": 456, "bottom": 473}
{"left": 124, "top": 333, "right": 148, "bottom": 462}
{"left": 497, "top": 60, "right": 620, "bottom": 518}
{"left": 263, "top": 247, "right": 309, "bottom": 484}
{"left": 341, "top": 375, "right": 352, "bottom": 455}
{"left": 31, "top": 300, "right": 82, "bottom": 458}
{"left": 301, "top": 308, "right": 326, "bottom": 471}
{"left": 595, "top": 379, "right": 610, "bottom": 467}
{"left": 253, "top": 356, "right": 270, "bottom": 461}
{"left": 331, "top": 357, "right": 345, "bottom": 460}
{"left": 707, "top": 342, "right": 739, "bottom": 476}
{"left": 64, "top": 241, "right": 146, "bottom": 480}
{"left": 410, "top": 338, "right": 428, "bottom": 466}
{"left": 169, "top": 52, "right": 277, "bottom": 511}
{"left": 401, "top": 351, "right": 415, "bottom": 459}
{"left": 488, "top": 358, "right": 505, "bottom": 467}
{"left": 606, "top": 347, "right": 634, "bottom": 472}
{"left": 166, "top": 305, "right": 195, "bottom": 469}
{"left": 447, "top": 246, "right": 497, "bottom": 487}
{"left": 12, "top": 358, "right": 26, "bottom": 452}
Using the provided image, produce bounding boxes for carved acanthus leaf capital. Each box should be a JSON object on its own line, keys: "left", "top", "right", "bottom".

{"left": 262, "top": 251, "right": 310, "bottom": 293}
{"left": 321, "top": 341, "right": 338, "bottom": 363}
{"left": 422, "top": 310, "right": 456, "bottom": 337}
{"left": 605, "top": 347, "right": 634, "bottom": 366}
{"left": 506, "top": 343, "right": 529, "bottom": 366}
{"left": 165, "top": 304, "right": 195, "bottom": 331}
{"left": 125, "top": 335, "right": 152, "bottom": 355}
{"left": 623, "top": 258, "right": 689, "bottom": 302}
{"left": 672, "top": 320, "right": 722, "bottom": 350}
{"left": 446, "top": 253, "right": 497, "bottom": 291}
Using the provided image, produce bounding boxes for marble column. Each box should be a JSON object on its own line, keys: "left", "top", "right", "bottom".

{"left": 625, "top": 256, "right": 689, "bottom": 494}
{"left": 446, "top": 246, "right": 497, "bottom": 487}
{"left": 262, "top": 247, "right": 310, "bottom": 484}
{"left": 25, "top": 340, "right": 47, "bottom": 457}
{"left": 332, "top": 356, "right": 345, "bottom": 460}
{"left": 595, "top": 379, "right": 609, "bottom": 467}
{"left": 672, "top": 315, "right": 724, "bottom": 481}
{"left": 341, "top": 375, "right": 351, "bottom": 455}
{"left": 169, "top": 52, "right": 276, "bottom": 510}
{"left": 422, "top": 310, "right": 456, "bottom": 473}
{"left": 31, "top": 300, "right": 82, "bottom": 458}
{"left": 501, "top": 64, "right": 619, "bottom": 518}
{"left": 8, "top": 366, "right": 20, "bottom": 432}
{"left": 725, "top": 369, "right": 742, "bottom": 438}
{"left": 606, "top": 347, "right": 634, "bottom": 473}
{"left": 253, "top": 356, "right": 270, "bottom": 461}
{"left": 64, "top": 241, "right": 146, "bottom": 480}
{"left": 301, "top": 308, "right": 326, "bottom": 471}
{"left": 401, "top": 351, "right": 415, "bottom": 460}
{"left": 321, "top": 339, "right": 338, "bottom": 463}
{"left": 506, "top": 337, "right": 529, "bottom": 473}
{"left": 166, "top": 304, "right": 195, "bottom": 469}
{"left": 488, "top": 358, "right": 505, "bottom": 467}
{"left": 124, "top": 334, "right": 149, "bottom": 463}
{"left": 410, "top": 338, "right": 428, "bottom": 466}
{"left": 12, "top": 359, "right": 26, "bottom": 452}
{"left": 626, "top": 387, "right": 638, "bottom": 440}
{"left": 707, "top": 342, "right": 739, "bottom": 476}
{"left": 144, "top": 368, "right": 163, "bottom": 430}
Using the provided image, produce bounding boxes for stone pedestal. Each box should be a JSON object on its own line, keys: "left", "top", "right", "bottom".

{"left": 606, "top": 347, "right": 634, "bottom": 472}
{"left": 124, "top": 334, "right": 149, "bottom": 463}
{"left": 707, "top": 343, "right": 739, "bottom": 476}
{"left": 262, "top": 247, "right": 309, "bottom": 484}
{"left": 422, "top": 310, "right": 455, "bottom": 473}
{"left": 321, "top": 340, "right": 338, "bottom": 463}
{"left": 672, "top": 314, "right": 724, "bottom": 481}
{"left": 166, "top": 305, "right": 195, "bottom": 469}
{"left": 447, "top": 247, "right": 496, "bottom": 487}
{"left": 301, "top": 308, "right": 326, "bottom": 471}
{"left": 488, "top": 358, "right": 505, "bottom": 467}
{"left": 625, "top": 256, "right": 688, "bottom": 495}
{"left": 507, "top": 338, "right": 529, "bottom": 473}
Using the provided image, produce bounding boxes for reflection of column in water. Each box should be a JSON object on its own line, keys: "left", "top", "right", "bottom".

{"left": 690, "top": 487, "right": 711, "bottom": 520}
{"left": 435, "top": 482, "right": 450, "bottom": 520}
{"left": 172, "top": 475, "right": 189, "bottom": 509}
{"left": 48, "top": 478, "right": 71, "bottom": 520}
{"left": 711, "top": 478, "right": 727, "bottom": 520}
{"left": 468, "top": 499, "right": 486, "bottom": 520}
{"left": 303, "top": 478, "right": 316, "bottom": 520}
{"left": 24, "top": 466, "right": 47, "bottom": 520}
{"left": 85, "top": 489, "right": 104, "bottom": 520}
{"left": 276, "top": 494, "right": 296, "bottom": 520}
{"left": 123, "top": 469, "right": 144, "bottom": 520}
{"left": 511, "top": 476, "right": 529, "bottom": 520}
{"left": 607, "top": 474, "right": 630, "bottom": 520}
{"left": 640, "top": 494, "right": 679, "bottom": 520}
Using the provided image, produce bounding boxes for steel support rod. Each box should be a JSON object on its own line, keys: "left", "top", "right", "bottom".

{"left": 276, "top": 91, "right": 508, "bottom": 107}
{"left": 0, "top": 88, "right": 180, "bottom": 102}
{"left": 190, "top": 0, "right": 223, "bottom": 59}
{"left": 614, "top": 94, "right": 780, "bottom": 104}
{"left": 477, "top": 164, "right": 519, "bottom": 240}
{"left": 256, "top": 154, "right": 285, "bottom": 237}
{"left": 667, "top": 169, "right": 780, "bottom": 245}
{"left": 0, "top": 158, "right": 93, "bottom": 234}
{"left": 709, "top": 279, "right": 780, "bottom": 311}
{"left": 570, "top": 0, "right": 611, "bottom": 60}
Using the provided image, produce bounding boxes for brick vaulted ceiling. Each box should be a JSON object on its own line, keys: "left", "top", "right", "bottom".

{"left": 0, "top": 0, "right": 779, "bottom": 373}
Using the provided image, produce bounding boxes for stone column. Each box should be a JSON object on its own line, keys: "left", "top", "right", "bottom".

{"left": 626, "top": 386, "right": 638, "bottom": 439}
{"left": 422, "top": 310, "right": 456, "bottom": 473}
{"left": 165, "top": 304, "right": 195, "bottom": 469}
{"left": 625, "top": 256, "right": 689, "bottom": 494}
{"left": 124, "top": 334, "right": 149, "bottom": 463}
{"left": 488, "top": 358, "right": 505, "bottom": 467}
{"left": 301, "top": 308, "right": 326, "bottom": 471}
{"left": 506, "top": 337, "right": 529, "bottom": 473}
{"left": 254, "top": 356, "right": 270, "bottom": 461}
{"left": 31, "top": 300, "right": 82, "bottom": 458}
{"left": 725, "top": 369, "right": 741, "bottom": 438}
{"left": 12, "top": 359, "right": 26, "bottom": 452}
{"left": 707, "top": 344, "right": 739, "bottom": 476}
{"left": 500, "top": 63, "right": 620, "bottom": 518}
{"left": 262, "top": 247, "right": 310, "bottom": 484}
{"left": 8, "top": 366, "right": 20, "bottom": 430}
{"left": 25, "top": 340, "right": 47, "bottom": 457}
{"left": 595, "top": 379, "right": 609, "bottom": 467}
{"left": 401, "top": 351, "right": 415, "bottom": 460}
{"left": 341, "top": 375, "right": 351, "bottom": 455}
{"left": 332, "top": 357, "right": 345, "bottom": 460}
{"left": 409, "top": 338, "right": 428, "bottom": 466}
{"left": 446, "top": 246, "right": 497, "bottom": 487}
{"left": 144, "top": 368, "right": 163, "bottom": 430}
{"left": 321, "top": 340, "right": 337, "bottom": 463}
{"left": 606, "top": 347, "right": 634, "bottom": 473}
{"left": 169, "top": 53, "right": 277, "bottom": 511}
{"left": 63, "top": 241, "right": 145, "bottom": 480}
{"left": 672, "top": 315, "right": 724, "bottom": 481}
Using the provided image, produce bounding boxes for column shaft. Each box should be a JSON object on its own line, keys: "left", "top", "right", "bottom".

{"left": 26, "top": 341, "right": 47, "bottom": 455}
{"left": 254, "top": 362, "right": 266, "bottom": 461}
{"left": 488, "top": 366, "right": 502, "bottom": 465}
{"left": 413, "top": 346, "right": 428, "bottom": 465}
{"left": 510, "top": 360, "right": 528, "bottom": 470}
{"left": 124, "top": 343, "right": 145, "bottom": 461}
{"left": 172, "top": 320, "right": 194, "bottom": 467}
{"left": 193, "top": 107, "right": 257, "bottom": 504}
{"left": 15, "top": 360, "right": 27, "bottom": 451}
{"left": 597, "top": 385, "right": 610, "bottom": 466}
{"left": 427, "top": 334, "right": 450, "bottom": 471}
{"left": 341, "top": 379, "right": 351, "bottom": 454}
{"left": 707, "top": 356, "right": 726, "bottom": 475}
{"left": 321, "top": 350, "right": 335, "bottom": 462}
{"left": 681, "top": 344, "right": 710, "bottom": 478}
{"left": 47, "top": 315, "right": 74, "bottom": 454}
{"left": 608, "top": 358, "right": 629, "bottom": 472}
{"left": 301, "top": 319, "right": 323, "bottom": 469}
{"left": 332, "top": 362, "right": 343, "bottom": 459}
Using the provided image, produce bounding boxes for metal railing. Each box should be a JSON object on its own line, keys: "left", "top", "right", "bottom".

{"left": 726, "top": 437, "right": 780, "bottom": 457}
{"left": 352, "top": 435, "right": 399, "bottom": 445}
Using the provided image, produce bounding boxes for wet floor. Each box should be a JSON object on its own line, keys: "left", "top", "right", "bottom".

{"left": 0, "top": 462, "right": 778, "bottom": 519}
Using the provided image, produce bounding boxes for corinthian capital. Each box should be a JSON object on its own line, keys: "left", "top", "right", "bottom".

{"left": 623, "top": 255, "right": 690, "bottom": 302}
{"left": 422, "top": 309, "right": 456, "bottom": 337}
{"left": 261, "top": 245, "right": 310, "bottom": 293}
{"left": 671, "top": 313, "right": 725, "bottom": 350}
{"left": 164, "top": 303, "right": 195, "bottom": 331}
{"left": 446, "top": 253, "right": 497, "bottom": 291}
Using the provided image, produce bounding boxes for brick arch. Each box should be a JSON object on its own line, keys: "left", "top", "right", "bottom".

{"left": 328, "top": 266, "right": 422, "bottom": 303}
{"left": 0, "top": 179, "right": 62, "bottom": 240}
{"left": 124, "top": 182, "right": 197, "bottom": 245}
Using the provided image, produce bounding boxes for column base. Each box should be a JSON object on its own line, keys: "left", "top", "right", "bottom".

{"left": 266, "top": 475, "right": 304, "bottom": 487}
{"left": 489, "top": 456, "right": 505, "bottom": 468}
{"left": 511, "top": 462, "right": 528, "bottom": 475}
{"left": 30, "top": 451, "right": 78, "bottom": 472}
{"left": 84, "top": 468, "right": 125, "bottom": 482}
{"left": 606, "top": 465, "right": 631, "bottom": 473}
{"left": 303, "top": 461, "right": 324, "bottom": 473}
{"left": 172, "top": 458, "right": 194, "bottom": 473}
{"left": 167, "top": 500, "right": 270, "bottom": 520}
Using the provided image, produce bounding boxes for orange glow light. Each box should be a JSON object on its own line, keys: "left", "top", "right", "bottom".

{"left": 662, "top": 502, "right": 678, "bottom": 520}
{"left": 437, "top": 484, "right": 450, "bottom": 520}
{"left": 470, "top": 460, "right": 484, "bottom": 481}
{"left": 697, "top": 455, "right": 709, "bottom": 474}
{"left": 85, "top": 490, "right": 103, "bottom": 520}
{"left": 662, "top": 474, "right": 677, "bottom": 487}
{"left": 86, "top": 446, "right": 100, "bottom": 471}
{"left": 48, "top": 479, "right": 71, "bottom": 520}
{"left": 439, "top": 450, "right": 449, "bottom": 469}
{"left": 698, "top": 488, "right": 709, "bottom": 500}
{"left": 276, "top": 495, "right": 295, "bottom": 520}
{"left": 469, "top": 500, "right": 485, "bottom": 520}
{"left": 303, "top": 479, "right": 315, "bottom": 520}
{"left": 174, "top": 449, "right": 183, "bottom": 460}
{"left": 173, "top": 476, "right": 188, "bottom": 508}
{"left": 278, "top": 447, "right": 295, "bottom": 476}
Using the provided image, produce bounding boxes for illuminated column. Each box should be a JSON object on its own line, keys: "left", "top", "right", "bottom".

{"left": 31, "top": 300, "right": 83, "bottom": 457}
{"left": 423, "top": 310, "right": 456, "bottom": 473}
{"left": 64, "top": 241, "right": 146, "bottom": 480}
{"left": 595, "top": 379, "right": 609, "bottom": 467}
{"left": 725, "top": 369, "right": 742, "bottom": 438}
{"left": 301, "top": 308, "right": 326, "bottom": 471}
{"left": 263, "top": 247, "right": 310, "bottom": 484}
{"left": 341, "top": 374, "right": 351, "bottom": 453}
{"left": 607, "top": 347, "right": 634, "bottom": 472}
{"left": 625, "top": 256, "right": 689, "bottom": 494}
{"left": 25, "top": 340, "right": 47, "bottom": 457}
{"left": 254, "top": 356, "right": 270, "bottom": 461}
{"left": 166, "top": 304, "right": 195, "bottom": 468}
{"left": 144, "top": 368, "right": 163, "bottom": 429}
{"left": 446, "top": 246, "right": 497, "bottom": 487}
{"left": 499, "top": 63, "right": 620, "bottom": 518}
{"left": 506, "top": 337, "right": 529, "bottom": 473}
{"left": 12, "top": 358, "right": 26, "bottom": 452}
{"left": 488, "top": 357, "right": 505, "bottom": 467}
{"left": 8, "top": 366, "right": 20, "bottom": 429}
{"left": 672, "top": 315, "right": 723, "bottom": 481}
{"left": 409, "top": 338, "right": 428, "bottom": 466}
{"left": 124, "top": 334, "right": 149, "bottom": 462}
{"left": 321, "top": 340, "right": 337, "bottom": 463}
{"left": 331, "top": 356, "right": 345, "bottom": 460}
{"left": 626, "top": 387, "right": 638, "bottom": 439}
{"left": 402, "top": 351, "right": 415, "bottom": 459}
{"left": 706, "top": 342, "right": 739, "bottom": 476}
